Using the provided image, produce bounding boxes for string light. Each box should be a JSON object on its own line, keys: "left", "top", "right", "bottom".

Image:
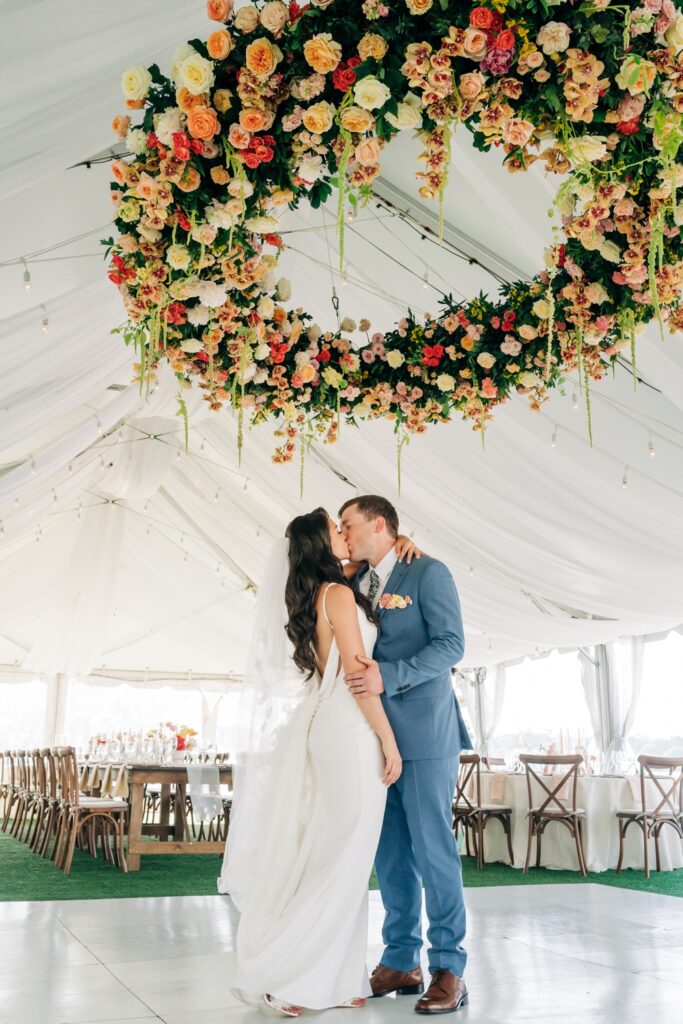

{"left": 648, "top": 435, "right": 656, "bottom": 459}
{"left": 243, "top": 478, "right": 249, "bottom": 491}
{"left": 40, "top": 305, "right": 48, "bottom": 333}
{"left": 214, "top": 487, "right": 221, "bottom": 502}
{"left": 95, "top": 416, "right": 102, "bottom": 436}
{"left": 340, "top": 265, "right": 348, "bottom": 286}
{"left": 30, "top": 457, "right": 36, "bottom": 476}
{"left": 52, "top": 490, "right": 58, "bottom": 506}
{"left": 468, "top": 566, "right": 475, "bottom": 576}
{"left": 550, "top": 425, "right": 558, "bottom": 448}
{"left": 571, "top": 391, "right": 579, "bottom": 410}
{"left": 347, "top": 206, "right": 355, "bottom": 222}
{"left": 22, "top": 259, "right": 31, "bottom": 292}
{"left": 422, "top": 266, "right": 429, "bottom": 289}
{"left": 621, "top": 466, "right": 629, "bottom": 489}
{"left": 0, "top": 522, "right": 4, "bottom": 539}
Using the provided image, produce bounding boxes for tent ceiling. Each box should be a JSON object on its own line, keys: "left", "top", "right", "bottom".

{"left": 1, "top": 0, "right": 683, "bottom": 678}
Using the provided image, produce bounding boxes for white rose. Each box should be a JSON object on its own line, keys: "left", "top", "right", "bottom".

{"left": 205, "top": 200, "right": 237, "bottom": 230}
{"left": 137, "top": 224, "right": 162, "bottom": 242}
{"left": 257, "top": 296, "right": 275, "bottom": 319}
{"left": 386, "top": 350, "right": 405, "bottom": 368}
{"left": 196, "top": 280, "right": 228, "bottom": 307}
{"left": 228, "top": 178, "right": 254, "bottom": 198}
{"left": 186, "top": 305, "right": 212, "bottom": 327}
{"left": 126, "top": 128, "right": 147, "bottom": 155}
{"left": 664, "top": 15, "right": 683, "bottom": 50}
{"left": 436, "top": 373, "right": 455, "bottom": 392}
{"left": 536, "top": 21, "right": 572, "bottom": 55}
{"left": 386, "top": 92, "right": 423, "bottom": 131}
{"left": 532, "top": 299, "right": 551, "bottom": 320}
{"left": 178, "top": 54, "right": 215, "bottom": 96}
{"left": 260, "top": 1, "right": 288, "bottom": 33}
{"left": 155, "top": 108, "right": 184, "bottom": 146}
{"left": 234, "top": 6, "right": 259, "bottom": 32}
{"left": 307, "top": 324, "right": 322, "bottom": 343}
{"left": 518, "top": 372, "right": 542, "bottom": 388}
{"left": 181, "top": 338, "right": 204, "bottom": 353}
{"left": 166, "top": 244, "right": 191, "bottom": 271}
{"left": 255, "top": 343, "right": 271, "bottom": 359}
{"left": 245, "top": 215, "right": 280, "bottom": 232}
{"left": 354, "top": 76, "right": 391, "bottom": 111}
{"left": 296, "top": 154, "right": 324, "bottom": 182}
{"left": 121, "top": 65, "right": 152, "bottom": 102}
{"left": 340, "top": 317, "right": 357, "bottom": 332}
{"left": 254, "top": 368, "right": 269, "bottom": 384}
{"left": 276, "top": 277, "right": 292, "bottom": 300}
{"left": 171, "top": 43, "right": 197, "bottom": 82}
{"left": 566, "top": 135, "right": 608, "bottom": 165}
{"left": 191, "top": 223, "right": 218, "bottom": 246}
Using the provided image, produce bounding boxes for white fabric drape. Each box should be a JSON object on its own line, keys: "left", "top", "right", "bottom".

{"left": 578, "top": 637, "right": 644, "bottom": 764}
{"left": 461, "top": 666, "right": 506, "bottom": 759}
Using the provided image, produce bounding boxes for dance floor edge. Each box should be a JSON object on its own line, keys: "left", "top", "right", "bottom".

{"left": 0, "top": 885, "right": 681, "bottom": 1024}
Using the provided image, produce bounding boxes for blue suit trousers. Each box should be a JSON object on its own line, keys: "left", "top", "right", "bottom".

{"left": 374, "top": 755, "right": 467, "bottom": 977}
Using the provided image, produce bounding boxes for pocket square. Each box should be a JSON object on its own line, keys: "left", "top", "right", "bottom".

{"left": 379, "top": 593, "right": 412, "bottom": 609}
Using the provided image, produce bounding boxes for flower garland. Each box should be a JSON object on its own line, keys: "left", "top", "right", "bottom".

{"left": 106, "top": 0, "right": 683, "bottom": 462}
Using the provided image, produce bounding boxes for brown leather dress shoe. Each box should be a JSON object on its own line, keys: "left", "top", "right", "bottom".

{"left": 414, "top": 969, "right": 468, "bottom": 1014}
{"left": 370, "top": 963, "right": 424, "bottom": 997}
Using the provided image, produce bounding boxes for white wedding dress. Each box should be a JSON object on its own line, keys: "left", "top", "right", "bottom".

{"left": 229, "top": 584, "right": 387, "bottom": 1009}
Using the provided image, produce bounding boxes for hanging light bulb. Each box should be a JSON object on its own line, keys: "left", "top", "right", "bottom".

{"left": 68, "top": 462, "right": 73, "bottom": 475}
{"left": 0, "top": 522, "right": 4, "bottom": 539}
{"left": 621, "top": 466, "right": 629, "bottom": 489}
{"left": 176, "top": 448, "right": 181, "bottom": 461}
{"left": 200, "top": 439, "right": 205, "bottom": 452}
{"left": 422, "top": 266, "right": 429, "bottom": 289}
{"left": 214, "top": 487, "right": 221, "bottom": 502}
{"left": 347, "top": 206, "right": 355, "bottom": 222}
{"left": 30, "top": 457, "right": 36, "bottom": 476}
{"left": 571, "top": 390, "right": 579, "bottom": 410}
{"left": 22, "top": 260, "right": 31, "bottom": 292}
{"left": 648, "top": 435, "right": 656, "bottom": 459}
{"left": 243, "top": 478, "right": 249, "bottom": 491}
{"left": 183, "top": 551, "right": 188, "bottom": 564}
{"left": 52, "top": 490, "right": 58, "bottom": 506}
{"left": 550, "top": 425, "right": 558, "bottom": 448}
{"left": 341, "top": 265, "right": 348, "bottom": 286}
{"left": 468, "top": 566, "right": 475, "bottom": 576}
{"left": 40, "top": 306, "right": 48, "bottom": 333}
{"left": 96, "top": 417, "right": 102, "bottom": 436}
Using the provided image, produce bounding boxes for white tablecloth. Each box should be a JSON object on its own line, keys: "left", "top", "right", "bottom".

{"left": 468, "top": 772, "right": 683, "bottom": 873}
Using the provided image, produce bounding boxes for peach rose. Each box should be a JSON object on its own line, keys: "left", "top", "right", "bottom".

{"left": 458, "top": 72, "right": 485, "bottom": 101}
{"left": 245, "top": 38, "right": 281, "bottom": 79}
{"left": 234, "top": 6, "right": 259, "bottom": 33}
{"left": 503, "top": 118, "right": 535, "bottom": 148}
{"left": 213, "top": 89, "right": 233, "bottom": 113}
{"left": 207, "top": 0, "right": 233, "bottom": 21}
{"left": 355, "top": 137, "right": 382, "bottom": 166}
{"left": 260, "top": 1, "right": 288, "bottom": 34}
{"left": 228, "top": 123, "right": 251, "bottom": 149}
{"left": 211, "top": 166, "right": 230, "bottom": 184}
{"left": 112, "top": 114, "right": 131, "bottom": 138}
{"left": 339, "top": 105, "right": 375, "bottom": 133}
{"left": 302, "top": 100, "right": 336, "bottom": 134}
{"left": 405, "top": 0, "right": 433, "bottom": 12}
{"left": 303, "top": 33, "right": 342, "bottom": 74}
{"left": 186, "top": 106, "right": 220, "bottom": 140}
{"left": 207, "top": 30, "right": 234, "bottom": 60}
{"left": 463, "top": 29, "right": 488, "bottom": 60}
{"left": 358, "top": 33, "right": 388, "bottom": 61}
{"left": 176, "top": 87, "right": 209, "bottom": 112}
{"left": 239, "top": 107, "right": 270, "bottom": 132}
{"left": 616, "top": 55, "right": 657, "bottom": 95}
{"left": 536, "top": 21, "right": 571, "bottom": 55}
{"left": 176, "top": 165, "right": 202, "bottom": 192}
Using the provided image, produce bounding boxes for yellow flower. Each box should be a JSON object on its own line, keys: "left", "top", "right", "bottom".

{"left": 121, "top": 66, "right": 152, "bottom": 102}
{"left": 303, "top": 33, "right": 342, "bottom": 74}
{"left": 245, "top": 37, "right": 282, "bottom": 80}
{"left": 405, "top": 0, "right": 433, "bottom": 13}
{"left": 616, "top": 55, "right": 657, "bottom": 96}
{"left": 302, "top": 100, "right": 336, "bottom": 134}
{"left": 339, "top": 106, "right": 375, "bottom": 133}
{"left": 323, "top": 367, "right": 345, "bottom": 388}
{"left": 178, "top": 53, "right": 215, "bottom": 96}
{"left": 386, "top": 350, "right": 405, "bottom": 368}
{"left": 358, "top": 33, "right": 389, "bottom": 61}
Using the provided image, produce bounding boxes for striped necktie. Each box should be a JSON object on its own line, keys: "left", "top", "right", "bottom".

{"left": 367, "top": 569, "right": 380, "bottom": 606}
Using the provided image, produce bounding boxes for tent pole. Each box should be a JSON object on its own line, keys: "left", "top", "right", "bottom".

{"left": 43, "top": 672, "right": 68, "bottom": 746}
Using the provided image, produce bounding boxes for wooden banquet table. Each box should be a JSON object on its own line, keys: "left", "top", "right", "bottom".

{"left": 470, "top": 770, "right": 683, "bottom": 873}
{"left": 82, "top": 763, "right": 233, "bottom": 871}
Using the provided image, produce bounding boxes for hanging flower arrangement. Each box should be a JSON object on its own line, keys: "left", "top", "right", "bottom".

{"left": 105, "top": 0, "right": 683, "bottom": 460}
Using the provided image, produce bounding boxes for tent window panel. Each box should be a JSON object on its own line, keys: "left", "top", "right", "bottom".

{"left": 631, "top": 632, "right": 683, "bottom": 756}
{"left": 0, "top": 679, "right": 47, "bottom": 748}
{"left": 64, "top": 680, "right": 203, "bottom": 749}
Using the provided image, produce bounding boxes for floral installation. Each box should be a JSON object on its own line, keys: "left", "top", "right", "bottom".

{"left": 379, "top": 592, "right": 413, "bottom": 609}
{"left": 168, "top": 723, "right": 199, "bottom": 751}
{"left": 105, "top": 0, "right": 683, "bottom": 463}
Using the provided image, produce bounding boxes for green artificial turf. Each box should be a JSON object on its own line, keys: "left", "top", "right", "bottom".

{"left": 0, "top": 827, "right": 680, "bottom": 903}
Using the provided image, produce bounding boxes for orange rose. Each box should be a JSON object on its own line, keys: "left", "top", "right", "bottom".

{"left": 339, "top": 105, "right": 375, "bottom": 133}
{"left": 207, "top": 0, "right": 233, "bottom": 21}
{"left": 228, "top": 123, "right": 251, "bottom": 148}
{"left": 211, "top": 166, "right": 230, "bottom": 184}
{"left": 463, "top": 28, "right": 488, "bottom": 59}
{"left": 358, "top": 33, "right": 388, "bottom": 61}
{"left": 303, "top": 33, "right": 342, "bottom": 74}
{"left": 245, "top": 38, "right": 280, "bottom": 80}
{"left": 458, "top": 72, "right": 484, "bottom": 101}
{"left": 207, "top": 30, "right": 234, "bottom": 60}
{"left": 461, "top": 336, "right": 475, "bottom": 351}
{"left": 177, "top": 87, "right": 210, "bottom": 112}
{"left": 301, "top": 100, "right": 335, "bottom": 134}
{"left": 124, "top": 98, "right": 145, "bottom": 110}
{"left": 239, "top": 107, "right": 271, "bottom": 132}
{"left": 177, "top": 165, "right": 201, "bottom": 191}
{"left": 186, "top": 106, "right": 220, "bottom": 140}
{"left": 112, "top": 114, "right": 131, "bottom": 138}
{"left": 213, "top": 88, "right": 233, "bottom": 113}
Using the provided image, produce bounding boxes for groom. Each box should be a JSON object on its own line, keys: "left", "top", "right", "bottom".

{"left": 339, "top": 495, "right": 471, "bottom": 1015}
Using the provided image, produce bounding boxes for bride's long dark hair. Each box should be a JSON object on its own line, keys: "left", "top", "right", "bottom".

{"left": 285, "top": 507, "right": 375, "bottom": 679}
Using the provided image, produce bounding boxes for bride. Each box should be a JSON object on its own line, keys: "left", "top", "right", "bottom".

{"left": 219, "top": 507, "right": 412, "bottom": 1016}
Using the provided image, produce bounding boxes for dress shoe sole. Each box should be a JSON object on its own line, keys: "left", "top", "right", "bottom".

{"left": 371, "top": 984, "right": 425, "bottom": 998}
{"left": 414, "top": 992, "right": 469, "bottom": 1014}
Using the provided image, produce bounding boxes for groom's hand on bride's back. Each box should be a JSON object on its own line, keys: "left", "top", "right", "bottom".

{"left": 345, "top": 656, "right": 385, "bottom": 697}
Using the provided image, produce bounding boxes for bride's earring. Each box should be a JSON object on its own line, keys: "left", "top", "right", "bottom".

{"left": 263, "top": 993, "right": 303, "bottom": 1017}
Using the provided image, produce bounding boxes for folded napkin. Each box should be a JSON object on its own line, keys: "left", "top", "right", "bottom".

{"left": 100, "top": 765, "right": 113, "bottom": 798}
{"left": 490, "top": 774, "right": 507, "bottom": 803}
{"left": 112, "top": 766, "right": 129, "bottom": 800}
{"left": 79, "top": 764, "right": 90, "bottom": 793}
{"left": 628, "top": 775, "right": 643, "bottom": 803}
{"left": 186, "top": 764, "right": 224, "bottom": 822}
{"left": 87, "top": 764, "right": 101, "bottom": 793}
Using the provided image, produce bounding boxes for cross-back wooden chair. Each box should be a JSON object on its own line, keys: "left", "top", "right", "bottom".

{"left": 9, "top": 750, "right": 32, "bottom": 840}
{"left": 51, "top": 747, "right": 129, "bottom": 875}
{"left": 0, "top": 751, "right": 19, "bottom": 831}
{"left": 520, "top": 754, "right": 587, "bottom": 876}
{"left": 452, "top": 753, "right": 514, "bottom": 869}
{"left": 617, "top": 755, "right": 683, "bottom": 879}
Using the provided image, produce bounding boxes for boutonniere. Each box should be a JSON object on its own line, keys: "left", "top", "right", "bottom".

{"left": 379, "top": 593, "right": 413, "bottom": 610}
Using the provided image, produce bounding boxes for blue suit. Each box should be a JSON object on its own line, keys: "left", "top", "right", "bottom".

{"left": 355, "top": 555, "right": 471, "bottom": 978}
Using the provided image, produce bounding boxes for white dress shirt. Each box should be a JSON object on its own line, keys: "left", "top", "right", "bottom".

{"left": 360, "top": 546, "right": 398, "bottom": 609}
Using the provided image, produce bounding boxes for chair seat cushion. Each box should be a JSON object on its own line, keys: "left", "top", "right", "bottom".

{"left": 79, "top": 798, "right": 128, "bottom": 809}
{"left": 617, "top": 808, "right": 679, "bottom": 819}
{"left": 529, "top": 808, "right": 586, "bottom": 817}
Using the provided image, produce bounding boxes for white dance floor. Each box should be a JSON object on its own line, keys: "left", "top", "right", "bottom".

{"left": 1, "top": 885, "right": 681, "bottom": 1024}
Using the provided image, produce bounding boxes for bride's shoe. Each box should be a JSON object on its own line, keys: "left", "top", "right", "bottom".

{"left": 263, "top": 993, "right": 303, "bottom": 1017}
{"left": 336, "top": 997, "right": 366, "bottom": 1008}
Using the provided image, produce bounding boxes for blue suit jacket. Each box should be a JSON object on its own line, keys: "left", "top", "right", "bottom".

{"left": 355, "top": 556, "right": 472, "bottom": 760}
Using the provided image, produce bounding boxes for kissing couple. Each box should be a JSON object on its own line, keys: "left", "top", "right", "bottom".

{"left": 219, "top": 494, "right": 471, "bottom": 1016}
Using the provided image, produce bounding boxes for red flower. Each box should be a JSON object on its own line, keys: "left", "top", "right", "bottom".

{"left": 176, "top": 735, "right": 187, "bottom": 751}
{"left": 242, "top": 151, "right": 261, "bottom": 168}
{"left": 491, "top": 316, "right": 501, "bottom": 329}
{"left": 557, "top": 244, "right": 567, "bottom": 268}
{"left": 333, "top": 64, "right": 358, "bottom": 92}
{"left": 470, "top": 7, "right": 494, "bottom": 29}
{"left": 189, "top": 139, "right": 204, "bottom": 154}
{"left": 108, "top": 254, "right": 136, "bottom": 285}
{"left": 495, "top": 29, "right": 515, "bottom": 50}
{"left": 288, "top": 1, "right": 307, "bottom": 22}
{"left": 317, "top": 348, "right": 331, "bottom": 363}
{"left": 172, "top": 131, "right": 191, "bottom": 161}
{"left": 616, "top": 118, "right": 640, "bottom": 136}
{"left": 163, "top": 302, "right": 187, "bottom": 325}
{"left": 255, "top": 144, "right": 274, "bottom": 162}
{"left": 146, "top": 131, "right": 160, "bottom": 149}
{"left": 421, "top": 344, "right": 444, "bottom": 367}
{"left": 502, "top": 309, "right": 516, "bottom": 325}
{"left": 489, "top": 12, "right": 504, "bottom": 32}
{"left": 263, "top": 232, "right": 284, "bottom": 249}
{"left": 176, "top": 209, "right": 191, "bottom": 231}
{"left": 194, "top": 352, "right": 209, "bottom": 362}
{"left": 270, "top": 341, "right": 289, "bottom": 363}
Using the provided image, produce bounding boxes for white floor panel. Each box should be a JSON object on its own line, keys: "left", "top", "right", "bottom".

{"left": 0, "top": 885, "right": 680, "bottom": 1024}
